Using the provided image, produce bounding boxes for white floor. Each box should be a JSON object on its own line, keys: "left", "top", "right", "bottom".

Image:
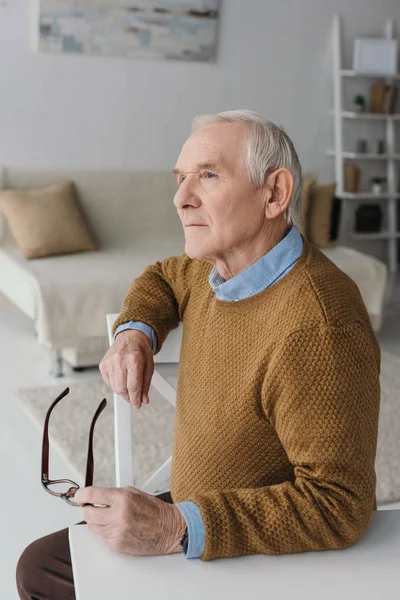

{"left": 1, "top": 276, "right": 400, "bottom": 600}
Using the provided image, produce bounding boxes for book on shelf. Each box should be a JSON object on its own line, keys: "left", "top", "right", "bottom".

{"left": 383, "top": 85, "right": 398, "bottom": 114}
{"left": 370, "top": 82, "right": 398, "bottom": 114}
{"left": 370, "top": 83, "right": 386, "bottom": 113}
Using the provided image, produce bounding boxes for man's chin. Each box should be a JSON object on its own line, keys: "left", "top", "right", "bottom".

{"left": 184, "top": 241, "right": 208, "bottom": 260}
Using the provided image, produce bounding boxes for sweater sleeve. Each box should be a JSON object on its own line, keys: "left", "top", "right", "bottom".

{"left": 186, "top": 321, "right": 381, "bottom": 561}
{"left": 111, "top": 254, "right": 194, "bottom": 354}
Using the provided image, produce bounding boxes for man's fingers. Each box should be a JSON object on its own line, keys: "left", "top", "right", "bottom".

{"left": 82, "top": 505, "right": 111, "bottom": 526}
{"left": 74, "top": 486, "right": 115, "bottom": 507}
{"left": 99, "top": 331, "right": 154, "bottom": 408}
{"left": 126, "top": 359, "right": 145, "bottom": 409}
{"left": 141, "top": 354, "right": 154, "bottom": 405}
{"left": 109, "top": 361, "right": 130, "bottom": 403}
{"left": 99, "top": 358, "right": 111, "bottom": 388}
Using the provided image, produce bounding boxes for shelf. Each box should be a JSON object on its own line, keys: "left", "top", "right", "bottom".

{"left": 333, "top": 15, "right": 400, "bottom": 274}
{"left": 350, "top": 232, "right": 400, "bottom": 240}
{"left": 326, "top": 149, "right": 400, "bottom": 160}
{"left": 339, "top": 192, "right": 400, "bottom": 200}
{"left": 330, "top": 110, "right": 400, "bottom": 120}
{"left": 341, "top": 70, "right": 400, "bottom": 80}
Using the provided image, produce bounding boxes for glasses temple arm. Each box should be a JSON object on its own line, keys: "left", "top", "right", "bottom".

{"left": 41, "top": 387, "right": 71, "bottom": 482}
{"left": 85, "top": 398, "right": 107, "bottom": 488}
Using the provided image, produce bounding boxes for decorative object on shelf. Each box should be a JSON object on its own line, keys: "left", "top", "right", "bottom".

{"left": 370, "top": 176, "right": 387, "bottom": 195}
{"left": 370, "top": 82, "right": 387, "bottom": 113}
{"left": 344, "top": 162, "right": 361, "bottom": 193}
{"left": 353, "top": 94, "right": 366, "bottom": 113}
{"left": 355, "top": 204, "right": 383, "bottom": 233}
{"left": 369, "top": 83, "right": 398, "bottom": 114}
{"left": 383, "top": 84, "right": 398, "bottom": 114}
{"left": 375, "top": 139, "right": 386, "bottom": 155}
{"left": 356, "top": 139, "right": 368, "bottom": 153}
{"left": 353, "top": 38, "right": 398, "bottom": 75}
{"left": 35, "top": 0, "right": 220, "bottom": 63}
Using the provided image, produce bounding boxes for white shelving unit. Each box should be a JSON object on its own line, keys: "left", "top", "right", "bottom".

{"left": 331, "top": 15, "right": 399, "bottom": 275}
{"left": 330, "top": 110, "right": 400, "bottom": 121}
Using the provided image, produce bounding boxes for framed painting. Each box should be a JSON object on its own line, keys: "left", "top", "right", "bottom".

{"left": 34, "top": 0, "right": 220, "bottom": 62}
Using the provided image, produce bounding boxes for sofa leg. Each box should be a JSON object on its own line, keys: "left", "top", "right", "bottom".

{"left": 50, "top": 349, "right": 64, "bottom": 378}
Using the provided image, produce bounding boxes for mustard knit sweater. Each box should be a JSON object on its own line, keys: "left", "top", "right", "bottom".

{"left": 112, "top": 237, "right": 381, "bottom": 561}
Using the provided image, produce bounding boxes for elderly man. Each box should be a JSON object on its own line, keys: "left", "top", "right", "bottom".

{"left": 17, "top": 110, "right": 380, "bottom": 598}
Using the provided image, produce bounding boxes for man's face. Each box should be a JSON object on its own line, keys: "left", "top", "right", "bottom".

{"left": 173, "top": 122, "right": 266, "bottom": 263}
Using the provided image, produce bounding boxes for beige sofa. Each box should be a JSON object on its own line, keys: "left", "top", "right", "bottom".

{"left": 0, "top": 166, "right": 388, "bottom": 376}
{"left": 0, "top": 167, "right": 185, "bottom": 374}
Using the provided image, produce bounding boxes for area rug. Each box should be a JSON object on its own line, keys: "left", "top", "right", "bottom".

{"left": 18, "top": 351, "right": 400, "bottom": 504}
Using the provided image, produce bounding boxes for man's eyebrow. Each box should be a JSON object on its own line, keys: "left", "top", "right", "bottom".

{"left": 172, "top": 162, "right": 221, "bottom": 176}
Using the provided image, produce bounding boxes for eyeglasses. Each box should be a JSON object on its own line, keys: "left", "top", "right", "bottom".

{"left": 41, "top": 387, "right": 107, "bottom": 506}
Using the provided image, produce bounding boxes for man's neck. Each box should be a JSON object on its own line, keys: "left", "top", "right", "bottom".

{"left": 213, "top": 224, "right": 291, "bottom": 281}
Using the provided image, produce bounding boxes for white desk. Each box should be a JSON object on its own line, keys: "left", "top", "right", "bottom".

{"left": 70, "top": 509, "right": 400, "bottom": 600}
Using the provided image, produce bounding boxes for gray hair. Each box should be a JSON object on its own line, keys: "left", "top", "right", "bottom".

{"left": 192, "top": 110, "right": 303, "bottom": 229}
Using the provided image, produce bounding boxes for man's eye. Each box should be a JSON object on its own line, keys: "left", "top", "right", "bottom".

{"left": 178, "top": 176, "right": 186, "bottom": 185}
{"left": 203, "top": 172, "right": 216, "bottom": 179}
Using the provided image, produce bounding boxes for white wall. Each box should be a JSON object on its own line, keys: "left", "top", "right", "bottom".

{"left": 0, "top": 0, "right": 399, "bottom": 181}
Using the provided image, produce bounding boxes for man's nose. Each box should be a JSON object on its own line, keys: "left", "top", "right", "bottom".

{"left": 173, "top": 174, "right": 200, "bottom": 209}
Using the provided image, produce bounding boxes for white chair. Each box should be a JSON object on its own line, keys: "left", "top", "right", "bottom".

{"left": 106, "top": 313, "right": 182, "bottom": 492}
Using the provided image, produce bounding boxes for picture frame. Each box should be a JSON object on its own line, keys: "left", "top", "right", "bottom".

{"left": 353, "top": 38, "right": 398, "bottom": 76}
{"left": 32, "top": 0, "right": 220, "bottom": 63}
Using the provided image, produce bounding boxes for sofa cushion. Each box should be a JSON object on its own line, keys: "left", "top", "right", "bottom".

{"left": 0, "top": 181, "right": 97, "bottom": 259}
{"left": 299, "top": 178, "right": 316, "bottom": 240}
{"left": 0, "top": 241, "right": 185, "bottom": 348}
{"left": 307, "top": 183, "right": 336, "bottom": 249}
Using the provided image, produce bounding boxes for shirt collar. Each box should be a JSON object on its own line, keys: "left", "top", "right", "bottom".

{"left": 208, "top": 226, "right": 303, "bottom": 301}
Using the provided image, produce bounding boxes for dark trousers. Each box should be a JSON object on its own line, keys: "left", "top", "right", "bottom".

{"left": 16, "top": 491, "right": 173, "bottom": 600}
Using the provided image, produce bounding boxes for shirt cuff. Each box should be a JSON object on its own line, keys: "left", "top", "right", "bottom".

{"left": 175, "top": 501, "right": 205, "bottom": 559}
{"left": 114, "top": 321, "right": 157, "bottom": 353}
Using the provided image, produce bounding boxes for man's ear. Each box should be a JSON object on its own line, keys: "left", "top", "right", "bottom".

{"left": 264, "top": 168, "right": 294, "bottom": 220}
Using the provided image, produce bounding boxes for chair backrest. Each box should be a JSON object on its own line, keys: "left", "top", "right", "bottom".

{"left": 106, "top": 313, "right": 182, "bottom": 491}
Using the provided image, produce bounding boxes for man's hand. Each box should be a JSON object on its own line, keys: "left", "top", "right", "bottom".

{"left": 99, "top": 330, "right": 154, "bottom": 409}
{"left": 73, "top": 486, "right": 187, "bottom": 556}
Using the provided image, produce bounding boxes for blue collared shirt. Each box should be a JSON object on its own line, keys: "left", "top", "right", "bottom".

{"left": 114, "top": 225, "right": 304, "bottom": 558}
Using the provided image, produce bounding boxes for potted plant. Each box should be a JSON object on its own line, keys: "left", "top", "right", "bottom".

{"left": 370, "top": 176, "right": 386, "bottom": 195}
{"left": 354, "top": 94, "right": 366, "bottom": 113}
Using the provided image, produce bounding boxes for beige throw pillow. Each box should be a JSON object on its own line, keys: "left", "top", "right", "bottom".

{"left": 0, "top": 181, "right": 97, "bottom": 259}
{"left": 307, "top": 183, "right": 336, "bottom": 249}
{"left": 299, "top": 178, "right": 316, "bottom": 241}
